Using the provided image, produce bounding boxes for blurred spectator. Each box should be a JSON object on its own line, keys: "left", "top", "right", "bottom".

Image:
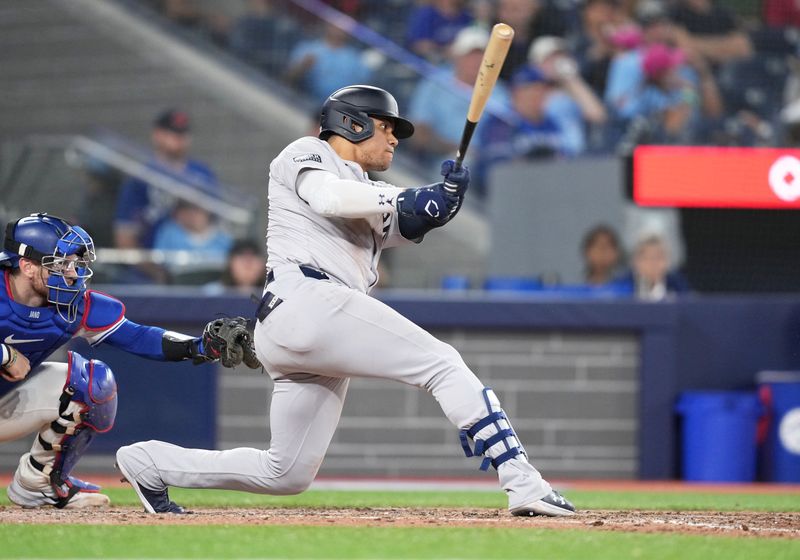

{"left": 528, "top": 36, "right": 608, "bottom": 150}
{"left": 408, "top": 27, "right": 510, "bottom": 171}
{"left": 405, "top": 0, "right": 473, "bottom": 62}
{"left": 574, "top": 0, "right": 632, "bottom": 97}
{"left": 764, "top": 0, "right": 800, "bottom": 28}
{"left": 286, "top": 22, "right": 372, "bottom": 103}
{"left": 152, "top": 200, "right": 233, "bottom": 275}
{"left": 615, "top": 234, "right": 689, "bottom": 300}
{"left": 495, "top": 0, "right": 569, "bottom": 80}
{"left": 605, "top": 12, "right": 723, "bottom": 147}
{"left": 581, "top": 224, "right": 623, "bottom": 285}
{"left": 477, "top": 67, "right": 567, "bottom": 189}
{"left": 114, "top": 109, "right": 217, "bottom": 252}
{"left": 228, "top": 0, "right": 300, "bottom": 77}
{"left": 669, "top": 0, "right": 753, "bottom": 66}
{"left": 204, "top": 238, "right": 267, "bottom": 294}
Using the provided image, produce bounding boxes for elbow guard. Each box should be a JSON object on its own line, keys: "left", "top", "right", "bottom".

{"left": 161, "top": 331, "right": 202, "bottom": 362}
{"left": 395, "top": 188, "right": 438, "bottom": 241}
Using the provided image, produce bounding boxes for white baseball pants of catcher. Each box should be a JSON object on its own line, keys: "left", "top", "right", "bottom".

{"left": 118, "top": 264, "right": 553, "bottom": 509}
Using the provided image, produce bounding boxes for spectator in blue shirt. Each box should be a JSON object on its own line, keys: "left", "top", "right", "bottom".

{"left": 408, "top": 27, "right": 510, "bottom": 172}
{"left": 405, "top": 0, "right": 472, "bottom": 62}
{"left": 286, "top": 22, "right": 372, "bottom": 104}
{"left": 114, "top": 109, "right": 217, "bottom": 253}
{"left": 479, "top": 66, "right": 566, "bottom": 173}
{"left": 153, "top": 200, "right": 233, "bottom": 276}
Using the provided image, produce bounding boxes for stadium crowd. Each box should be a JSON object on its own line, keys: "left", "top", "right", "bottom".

{"left": 143, "top": 1, "right": 800, "bottom": 187}
{"left": 107, "top": 0, "right": 800, "bottom": 294}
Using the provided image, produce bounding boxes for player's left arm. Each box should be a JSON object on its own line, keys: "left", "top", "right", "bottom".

{"left": 79, "top": 291, "right": 258, "bottom": 368}
{"left": 298, "top": 162, "right": 469, "bottom": 240}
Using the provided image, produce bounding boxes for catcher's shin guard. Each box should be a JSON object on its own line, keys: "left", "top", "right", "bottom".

{"left": 28, "top": 351, "right": 117, "bottom": 507}
{"left": 459, "top": 388, "right": 526, "bottom": 471}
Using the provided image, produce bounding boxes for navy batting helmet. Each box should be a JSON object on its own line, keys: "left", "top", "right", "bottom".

{"left": 319, "top": 85, "right": 414, "bottom": 143}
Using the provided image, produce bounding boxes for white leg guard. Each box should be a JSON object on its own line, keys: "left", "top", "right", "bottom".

{"left": 459, "top": 388, "right": 552, "bottom": 510}
{"left": 6, "top": 453, "right": 110, "bottom": 509}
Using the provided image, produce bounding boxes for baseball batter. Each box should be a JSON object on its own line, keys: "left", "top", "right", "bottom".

{"left": 116, "top": 85, "right": 575, "bottom": 517}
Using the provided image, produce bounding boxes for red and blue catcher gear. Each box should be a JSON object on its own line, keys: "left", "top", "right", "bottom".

{"left": 0, "top": 271, "right": 199, "bottom": 399}
{"left": 1, "top": 213, "right": 96, "bottom": 323}
{"left": 31, "top": 351, "right": 117, "bottom": 508}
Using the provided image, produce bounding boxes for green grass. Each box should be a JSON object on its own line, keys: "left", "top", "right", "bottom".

{"left": 2, "top": 487, "right": 798, "bottom": 560}
{"left": 0, "top": 525, "right": 798, "bottom": 560}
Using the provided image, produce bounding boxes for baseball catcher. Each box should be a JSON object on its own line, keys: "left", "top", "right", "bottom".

{"left": 0, "top": 213, "right": 258, "bottom": 510}
{"left": 116, "top": 85, "right": 575, "bottom": 517}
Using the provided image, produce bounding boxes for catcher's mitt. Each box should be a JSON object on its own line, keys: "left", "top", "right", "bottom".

{"left": 199, "top": 317, "right": 260, "bottom": 369}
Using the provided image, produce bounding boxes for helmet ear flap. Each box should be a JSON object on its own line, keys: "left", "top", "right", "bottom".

{"left": 320, "top": 105, "right": 374, "bottom": 143}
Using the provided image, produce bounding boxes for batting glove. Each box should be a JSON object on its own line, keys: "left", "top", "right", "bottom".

{"left": 441, "top": 160, "right": 470, "bottom": 195}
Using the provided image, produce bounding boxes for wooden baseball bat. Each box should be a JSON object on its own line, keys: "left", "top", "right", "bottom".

{"left": 447, "top": 23, "right": 515, "bottom": 190}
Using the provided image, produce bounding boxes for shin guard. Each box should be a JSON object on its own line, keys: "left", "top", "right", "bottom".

{"left": 459, "top": 388, "right": 527, "bottom": 471}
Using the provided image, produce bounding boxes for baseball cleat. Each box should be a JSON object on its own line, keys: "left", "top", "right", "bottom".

{"left": 509, "top": 490, "right": 576, "bottom": 517}
{"left": 6, "top": 454, "right": 110, "bottom": 509}
{"left": 115, "top": 450, "right": 187, "bottom": 514}
{"left": 6, "top": 477, "right": 111, "bottom": 509}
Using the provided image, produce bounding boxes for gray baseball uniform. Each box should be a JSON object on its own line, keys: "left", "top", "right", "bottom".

{"left": 117, "top": 136, "right": 554, "bottom": 512}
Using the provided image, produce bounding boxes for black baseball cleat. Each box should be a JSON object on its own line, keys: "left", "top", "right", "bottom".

{"left": 115, "top": 454, "right": 187, "bottom": 514}
{"left": 510, "top": 490, "right": 576, "bottom": 517}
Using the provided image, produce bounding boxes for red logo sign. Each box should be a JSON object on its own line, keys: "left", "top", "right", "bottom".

{"left": 634, "top": 146, "right": 800, "bottom": 208}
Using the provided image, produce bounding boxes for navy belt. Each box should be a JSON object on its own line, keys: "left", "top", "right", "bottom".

{"left": 266, "top": 265, "right": 329, "bottom": 285}
{"left": 258, "top": 265, "right": 330, "bottom": 322}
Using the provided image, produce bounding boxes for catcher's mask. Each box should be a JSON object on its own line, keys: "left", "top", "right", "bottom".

{"left": 1, "top": 213, "right": 96, "bottom": 323}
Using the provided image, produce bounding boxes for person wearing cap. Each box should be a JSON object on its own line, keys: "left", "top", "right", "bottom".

{"left": 527, "top": 35, "right": 608, "bottom": 152}
{"left": 113, "top": 109, "right": 218, "bottom": 281}
{"left": 408, "top": 26, "right": 510, "bottom": 171}
{"left": 475, "top": 65, "right": 577, "bottom": 192}
{"left": 609, "top": 41, "right": 721, "bottom": 144}
{"left": 604, "top": 1, "right": 723, "bottom": 144}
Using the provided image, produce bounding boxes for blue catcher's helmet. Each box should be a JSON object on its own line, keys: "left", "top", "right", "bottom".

{"left": 1, "top": 213, "right": 96, "bottom": 322}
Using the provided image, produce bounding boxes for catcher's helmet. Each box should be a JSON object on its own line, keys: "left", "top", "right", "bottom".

{"left": 319, "top": 85, "right": 414, "bottom": 143}
{"left": 1, "top": 213, "right": 96, "bottom": 322}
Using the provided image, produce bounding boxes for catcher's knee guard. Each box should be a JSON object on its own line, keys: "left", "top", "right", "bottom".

{"left": 460, "top": 388, "right": 527, "bottom": 471}
{"left": 29, "top": 351, "right": 117, "bottom": 507}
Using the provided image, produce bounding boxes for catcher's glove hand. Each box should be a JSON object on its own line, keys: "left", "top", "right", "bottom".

{"left": 198, "top": 317, "right": 261, "bottom": 369}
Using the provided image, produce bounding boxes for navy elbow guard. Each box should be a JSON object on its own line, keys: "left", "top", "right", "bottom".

{"left": 161, "top": 331, "right": 206, "bottom": 362}
{"left": 396, "top": 187, "right": 440, "bottom": 241}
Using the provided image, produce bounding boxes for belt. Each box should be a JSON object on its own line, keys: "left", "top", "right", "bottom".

{"left": 257, "top": 265, "right": 330, "bottom": 322}
{"left": 266, "top": 264, "right": 329, "bottom": 285}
